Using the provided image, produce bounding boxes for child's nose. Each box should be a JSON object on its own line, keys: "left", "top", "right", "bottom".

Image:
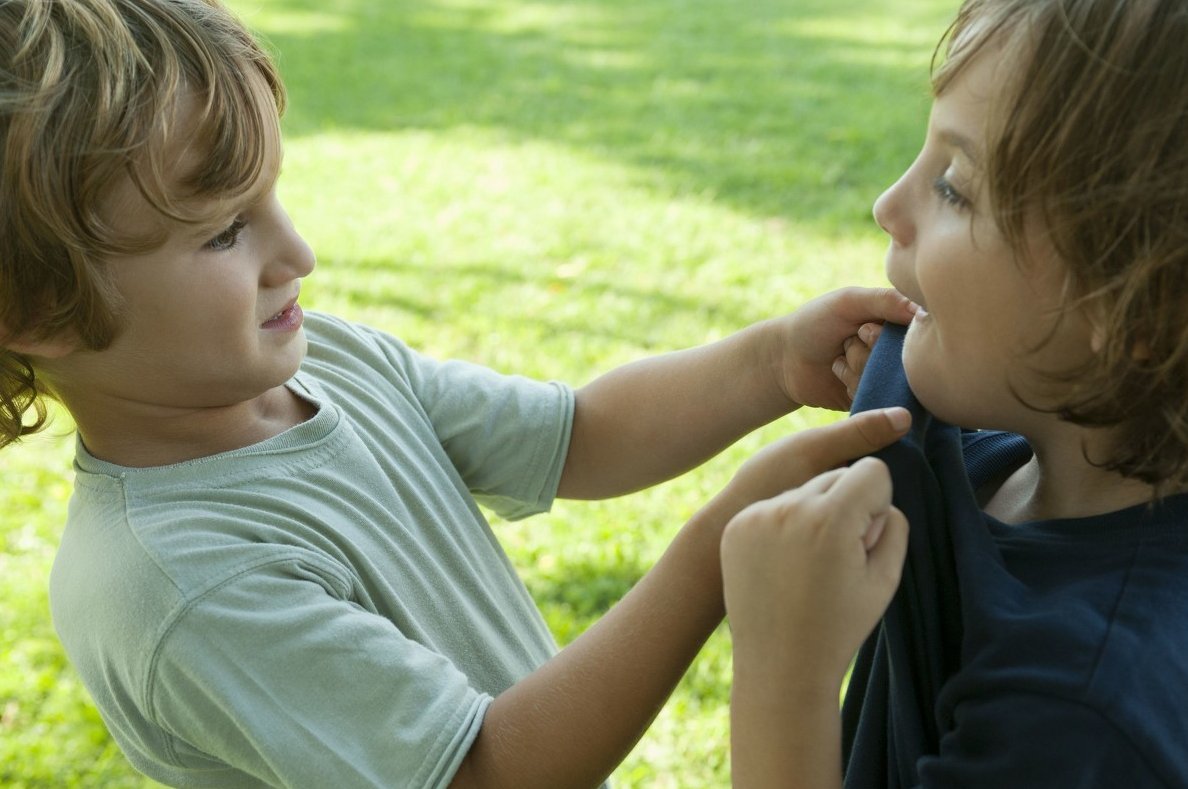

{"left": 267, "top": 207, "right": 317, "bottom": 282}
{"left": 872, "top": 178, "right": 914, "bottom": 248}
{"left": 260, "top": 225, "right": 316, "bottom": 288}
{"left": 286, "top": 231, "right": 317, "bottom": 279}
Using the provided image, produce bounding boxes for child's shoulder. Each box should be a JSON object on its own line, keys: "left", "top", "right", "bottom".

{"left": 928, "top": 488, "right": 1188, "bottom": 780}
{"left": 300, "top": 310, "right": 385, "bottom": 353}
{"left": 299, "top": 310, "right": 418, "bottom": 376}
{"left": 297, "top": 311, "right": 417, "bottom": 394}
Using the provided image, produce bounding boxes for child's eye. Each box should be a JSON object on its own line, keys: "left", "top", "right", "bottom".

{"left": 932, "top": 176, "right": 970, "bottom": 210}
{"left": 205, "top": 217, "right": 247, "bottom": 252}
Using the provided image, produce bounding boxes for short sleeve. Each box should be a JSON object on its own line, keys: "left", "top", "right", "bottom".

{"left": 147, "top": 558, "right": 489, "bottom": 789}
{"left": 373, "top": 332, "right": 575, "bottom": 521}
{"left": 917, "top": 692, "right": 1168, "bottom": 788}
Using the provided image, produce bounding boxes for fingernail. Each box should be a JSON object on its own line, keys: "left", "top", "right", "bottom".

{"left": 858, "top": 324, "right": 874, "bottom": 344}
{"left": 885, "top": 407, "right": 910, "bottom": 431}
{"left": 832, "top": 358, "right": 847, "bottom": 378}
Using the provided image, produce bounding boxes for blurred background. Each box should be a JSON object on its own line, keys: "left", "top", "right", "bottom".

{"left": 0, "top": 0, "right": 952, "bottom": 784}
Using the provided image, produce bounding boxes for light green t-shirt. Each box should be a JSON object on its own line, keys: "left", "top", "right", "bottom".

{"left": 50, "top": 313, "right": 575, "bottom": 788}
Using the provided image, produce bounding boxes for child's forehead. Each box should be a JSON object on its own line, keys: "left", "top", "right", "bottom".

{"left": 104, "top": 81, "right": 283, "bottom": 238}
{"left": 931, "top": 29, "right": 1032, "bottom": 164}
{"left": 933, "top": 6, "right": 1031, "bottom": 103}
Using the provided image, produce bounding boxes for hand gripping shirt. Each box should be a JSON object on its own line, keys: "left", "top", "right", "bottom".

{"left": 50, "top": 313, "right": 576, "bottom": 788}
{"left": 842, "top": 323, "right": 1188, "bottom": 788}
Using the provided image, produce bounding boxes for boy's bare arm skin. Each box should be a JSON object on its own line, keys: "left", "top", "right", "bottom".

{"left": 451, "top": 407, "right": 911, "bottom": 788}
{"left": 558, "top": 286, "right": 916, "bottom": 499}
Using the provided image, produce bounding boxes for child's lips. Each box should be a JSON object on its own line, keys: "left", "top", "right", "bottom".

{"left": 261, "top": 302, "right": 303, "bottom": 330}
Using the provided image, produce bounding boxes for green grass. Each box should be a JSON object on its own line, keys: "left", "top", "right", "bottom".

{"left": 0, "top": 0, "right": 953, "bottom": 785}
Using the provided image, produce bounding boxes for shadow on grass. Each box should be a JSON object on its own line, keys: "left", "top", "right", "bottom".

{"left": 319, "top": 256, "right": 753, "bottom": 349}
{"left": 256, "top": 0, "right": 947, "bottom": 229}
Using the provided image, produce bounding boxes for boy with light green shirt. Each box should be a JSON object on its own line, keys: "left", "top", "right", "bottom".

{"left": 1, "top": 1, "right": 914, "bottom": 786}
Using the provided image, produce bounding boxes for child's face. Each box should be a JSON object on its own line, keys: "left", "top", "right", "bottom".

{"left": 873, "top": 44, "right": 1093, "bottom": 432}
{"left": 43, "top": 93, "right": 316, "bottom": 415}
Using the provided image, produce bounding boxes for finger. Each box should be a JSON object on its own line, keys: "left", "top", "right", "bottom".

{"left": 867, "top": 506, "right": 909, "bottom": 588}
{"left": 795, "top": 465, "right": 849, "bottom": 496}
{"left": 857, "top": 322, "right": 882, "bottom": 347}
{"left": 755, "top": 408, "right": 912, "bottom": 489}
{"left": 846, "top": 341, "right": 871, "bottom": 369}
{"left": 836, "top": 287, "right": 919, "bottom": 327}
{"left": 832, "top": 333, "right": 871, "bottom": 395}
{"left": 833, "top": 352, "right": 862, "bottom": 400}
{"left": 829, "top": 455, "right": 893, "bottom": 503}
{"left": 812, "top": 406, "right": 912, "bottom": 463}
{"left": 823, "top": 456, "right": 895, "bottom": 538}
{"left": 832, "top": 353, "right": 858, "bottom": 389}
{"left": 863, "top": 512, "right": 887, "bottom": 552}
{"left": 797, "top": 411, "right": 908, "bottom": 475}
{"left": 844, "top": 335, "right": 872, "bottom": 378}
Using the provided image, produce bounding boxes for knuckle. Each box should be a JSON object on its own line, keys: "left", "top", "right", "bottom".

{"left": 853, "top": 455, "right": 888, "bottom": 473}
{"left": 853, "top": 413, "right": 884, "bottom": 448}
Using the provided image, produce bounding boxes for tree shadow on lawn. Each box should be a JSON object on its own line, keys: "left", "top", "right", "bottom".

{"left": 319, "top": 256, "right": 754, "bottom": 349}
{"left": 257, "top": 0, "right": 946, "bottom": 230}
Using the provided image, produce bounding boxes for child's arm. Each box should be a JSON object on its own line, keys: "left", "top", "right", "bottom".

{"left": 558, "top": 287, "right": 915, "bottom": 499}
{"left": 721, "top": 455, "right": 910, "bottom": 789}
{"left": 449, "top": 407, "right": 912, "bottom": 788}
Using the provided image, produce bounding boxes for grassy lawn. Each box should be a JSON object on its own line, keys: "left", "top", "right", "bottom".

{"left": 0, "top": 0, "right": 952, "bottom": 785}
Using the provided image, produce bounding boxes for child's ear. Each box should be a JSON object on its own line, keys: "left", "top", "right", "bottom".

{"left": 1090, "top": 325, "right": 1150, "bottom": 360}
{"left": 1090, "top": 326, "right": 1105, "bottom": 354}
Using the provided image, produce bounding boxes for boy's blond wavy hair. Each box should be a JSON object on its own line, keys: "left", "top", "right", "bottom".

{"left": 0, "top": 0, "right": 284, "bottom": 448}
{"left": 934, "top": 0, "right": 1188, "bottom": 495}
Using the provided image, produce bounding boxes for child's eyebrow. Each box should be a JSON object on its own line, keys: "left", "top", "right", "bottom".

{"left": 939, "top": 129, "right": 981, "bottom": 166}
{"left": 184, "top": 151, "right": 285, "bottom": 240}
{"left": 187, "top": 212, "right": 241, "bottom": 240}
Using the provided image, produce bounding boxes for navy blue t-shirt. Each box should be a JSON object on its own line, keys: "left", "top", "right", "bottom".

{"left": 842, "top": 323, "right": 1188, "bottom": 788}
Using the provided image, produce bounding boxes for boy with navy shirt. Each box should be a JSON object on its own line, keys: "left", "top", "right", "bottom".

{"left": 844, "top": 325, "right": 1188, "bottom": 787}
{"left": 718, "top": 1, "right": 1188, "bottom": 786}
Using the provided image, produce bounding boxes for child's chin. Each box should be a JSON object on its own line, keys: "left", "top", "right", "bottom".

{"left": 903, "top": 363, "right": 965, "bottom": 426}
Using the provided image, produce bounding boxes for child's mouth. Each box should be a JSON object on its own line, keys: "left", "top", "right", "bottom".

{"left": 261, "top": 303, "right": 303, "bottom": 331}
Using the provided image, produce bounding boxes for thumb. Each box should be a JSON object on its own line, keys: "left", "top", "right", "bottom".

{"left": 866, "top": 506, "right": 909, "bottom": 592}
{"left": 834, "top": 286, "right": 919, "bottom": 327}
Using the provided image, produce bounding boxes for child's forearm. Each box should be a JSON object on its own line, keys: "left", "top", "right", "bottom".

{"left": 449, "top": 495, "right": 731, "bottom": 788}
{"left": 559, "top": 320, "right": 791, "bottom": 500}
{"left": 556, "top": 287, "right": 916, "bottom": 500}
{"left": 730, "top": 651, "right": 844, "bottom": 789}
{"left": 450, "top": 410, "right": 911, "bottom": 789}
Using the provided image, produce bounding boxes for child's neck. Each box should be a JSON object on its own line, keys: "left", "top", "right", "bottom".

{"left": 982, "top": 426, "right": 1157, "bottom": 524}
{"left": 71, "top": 384, "right": 317, "bottom": 468}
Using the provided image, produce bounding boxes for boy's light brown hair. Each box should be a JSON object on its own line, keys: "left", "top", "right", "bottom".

{"left": 933, "top": 0, "right": 1188, "bottom": 496}
{"left": 0, "top": 0, "right": 284, "bottom": 448}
